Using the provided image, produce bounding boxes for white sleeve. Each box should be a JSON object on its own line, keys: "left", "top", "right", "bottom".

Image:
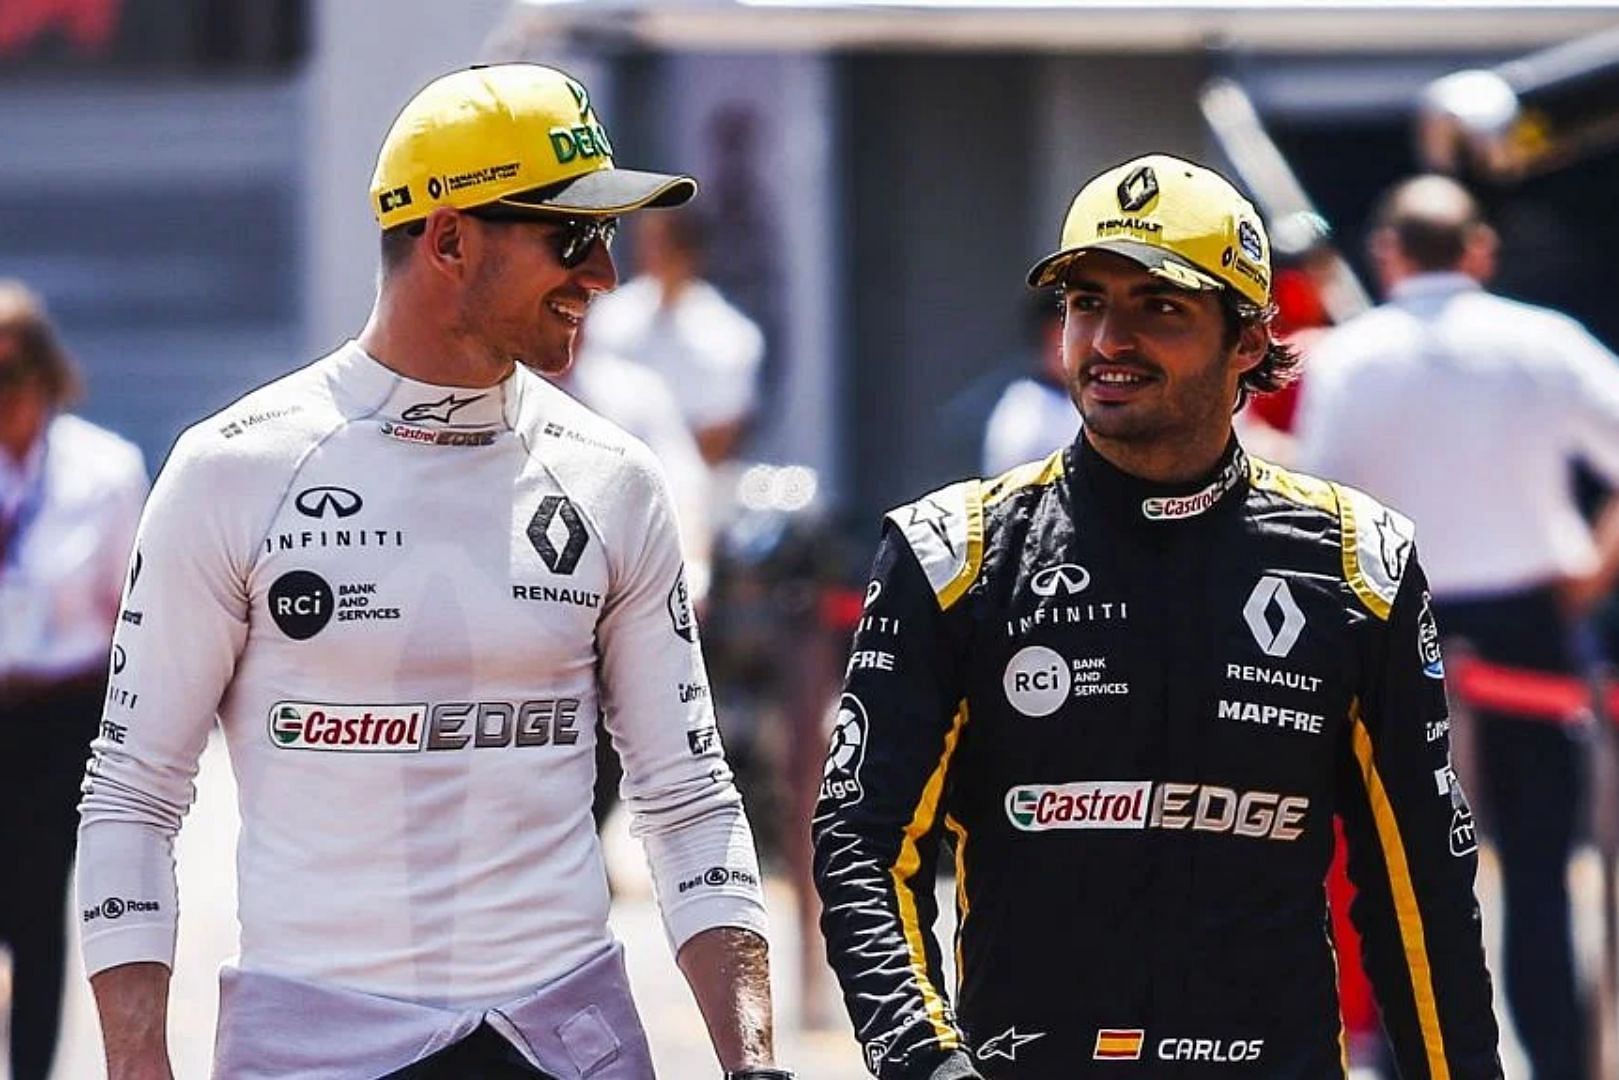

{"left": 596, "top": 449, "right": 768, "bottom": 953}
{"left": 76, "top": 430, "right": 251, "bottom": 976}
{"left": 1554, "top": 317, "right": 1619, "bottom": 485}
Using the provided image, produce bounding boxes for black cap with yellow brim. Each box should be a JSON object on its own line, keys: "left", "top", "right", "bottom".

{"left": 370, "top": 63, "right": 696, "bottom": 229}
{"left": 1025, "top": 153, "right": 1272, "bottom": 308}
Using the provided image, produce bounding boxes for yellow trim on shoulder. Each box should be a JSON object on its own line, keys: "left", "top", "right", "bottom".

{"left": 1336, "top": 486, "right": 1393, "bottom": 621}
{"left": 891, "top": 702, "right": 970, "bottom": 1049}
{"left": 1350, "top": 701, "right": 1449, "bottom": 1079}
{"left": 983, "top": 448, "right": 1065, "bottom": 508}
{"left": 938, "top": 483, "right": 985, "bottom": 611}
{"left": 1246, "top": 455, "right": 1338, "bottom": 514}
{"left": 943, "top": 812, "right": 970, "bottom": 992}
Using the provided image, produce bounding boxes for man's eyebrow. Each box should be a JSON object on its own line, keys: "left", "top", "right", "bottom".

{"left": 1064, "top": 276, "right": 1189, "bottom": 299}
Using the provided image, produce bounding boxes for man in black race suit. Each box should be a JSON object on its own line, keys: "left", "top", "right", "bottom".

{"left": 811, "top": 155, "right": 1502, "bottom": 1080}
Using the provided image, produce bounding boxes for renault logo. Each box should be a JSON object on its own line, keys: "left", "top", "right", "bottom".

{"left": 1032, "top": 564, "right": 1092, "bottom": 597}
{"left": 1243, "top": 575, "right": 1305, "bottom": 658}
{"left": 294, "top": 486, "right": 363, "bottom": 519}
{"left": 1117, "top": 164, "right": 1159, "bottom": 213}
{"left": 528, "top": 495, "right": 590, "bottom": 576}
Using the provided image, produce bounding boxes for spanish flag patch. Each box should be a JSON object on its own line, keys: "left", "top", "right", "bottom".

{"left": 1093, "top": 1029, "right": 1144, "bottom": 1061}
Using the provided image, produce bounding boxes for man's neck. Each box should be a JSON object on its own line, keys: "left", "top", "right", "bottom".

{"left": 1083, "top": 425, "right": 1233, "bottom": 485}
{"left": 358, "top": 304, "right": 512, "bottom": 390}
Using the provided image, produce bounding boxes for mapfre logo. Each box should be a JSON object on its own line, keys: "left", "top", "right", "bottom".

{"left": 1031, "top": 564, "right": 1091, "bottom": 597}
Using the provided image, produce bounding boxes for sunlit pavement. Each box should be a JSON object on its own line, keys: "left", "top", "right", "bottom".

{"left": 4, "top": 731, "right": 1593, "bottom": 1078}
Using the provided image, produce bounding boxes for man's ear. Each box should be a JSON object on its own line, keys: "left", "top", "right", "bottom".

{"left": 420, "top": 209, "right": 473, "bottom": 282}
{"left": 1232, "top": 318, "right": 1269, "bottom": 377}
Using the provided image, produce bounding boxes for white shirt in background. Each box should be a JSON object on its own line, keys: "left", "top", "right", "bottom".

{"left": 1296, "top": 272, "right": 1619, "bottom": 597}
{"left": 583, "top": 276, "right": 764, "bottom": 433}
{"left": 0, "top": 413, "right": 147, "bottom": 681}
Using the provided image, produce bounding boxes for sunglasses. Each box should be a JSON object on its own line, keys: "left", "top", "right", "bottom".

{"left": 463, "top": 208, "right": 618, "bottom": 268}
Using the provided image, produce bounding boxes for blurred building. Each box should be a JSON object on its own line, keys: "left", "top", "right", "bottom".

{"left": 3, "top": 0, "right": 1617, "bottom": 527}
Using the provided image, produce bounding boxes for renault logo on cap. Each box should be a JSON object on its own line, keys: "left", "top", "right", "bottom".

{"left": 1117, "top": 165, "right": 1159, "bottom": 213}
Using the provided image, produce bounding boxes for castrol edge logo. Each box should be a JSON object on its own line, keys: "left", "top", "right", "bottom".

{"left": 270, "top": 702, "right": 426, "bottom": 752}
{"left": 1006, "top": 780, "right": 1308, "bottom": 840}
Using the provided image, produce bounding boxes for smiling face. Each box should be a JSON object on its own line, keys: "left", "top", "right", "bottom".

{"left": 457, "top": 215, "right": 617, "bottom": 377}
{"left": 1060, "top": 251, "right": 1264, "bottom": 471}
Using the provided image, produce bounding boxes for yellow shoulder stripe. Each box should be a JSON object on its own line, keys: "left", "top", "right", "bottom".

{"left": 983, "top": 448, "right": 1065, "bottom": 508}
{"left": 1350, "top": 702, "right": 1450, "bottom": 1079}
{"left": 1246, "top": 455, "right": 1337, "bottom": 514}
{"left": 890, "top": 702, "right": 969, "bottom": 1049}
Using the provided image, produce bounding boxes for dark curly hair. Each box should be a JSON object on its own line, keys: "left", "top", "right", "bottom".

{"left": 1220, "top": 291, "right": 1300, "bottom": 412}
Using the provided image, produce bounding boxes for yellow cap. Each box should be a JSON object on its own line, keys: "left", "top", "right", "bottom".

{"left": 1027, "top": 154, "right": 1271, "bottom": 307}
{"left": 369, "top": 64, "right": 696, "bottom": 229}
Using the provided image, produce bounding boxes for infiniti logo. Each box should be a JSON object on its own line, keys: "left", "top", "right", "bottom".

{"left": 1032, "top": 564, "right": 1092, "bottom": 598}
{"left": 295, "top": 486, "right": 364, "bottom": 520}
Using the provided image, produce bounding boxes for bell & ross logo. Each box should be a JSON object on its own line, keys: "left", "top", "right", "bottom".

{"left": 401, "top": 393, "right": 483, "bottom": 424}
{"left": 1116, "top": 165, "right": 1159, "bottom": 213}
{"left": 294, "top": 486, "right": 363, "bottom": 520}
{"left": 527, "top": 496, "right": 589, "bottom": 575}
{"left": 378, "top": 185, "right": 412, "bottom": 213}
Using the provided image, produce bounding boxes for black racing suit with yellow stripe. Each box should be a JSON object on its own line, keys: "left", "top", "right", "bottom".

{"left": 810, "top": 436, "right": 1501, "bottom": 1080}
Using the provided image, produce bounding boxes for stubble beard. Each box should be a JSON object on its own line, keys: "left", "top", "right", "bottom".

{"left": 1070, "top": 346, "right": 1237, "bottom": 448}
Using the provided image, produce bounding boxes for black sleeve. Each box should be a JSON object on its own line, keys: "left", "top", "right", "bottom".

{"left": 1336, "top": 554, "right": 1503, "bottom": 1079}
{"left": 810, "top": 525, "right": 981, "bottom": 1080}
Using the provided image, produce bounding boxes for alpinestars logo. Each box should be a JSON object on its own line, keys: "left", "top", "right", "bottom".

{"left": 978, "top": 1027, "right": 1045, "bottom": 1062}
{"left": 1242, "top": 576, "right": 1305, "bottom": 658}
{"left": 1117, "top": 165, "right": 1159, "bottom": 213}
{"left": 906, "top": 497, "right": 955, "bottom": 556}
{"left": 527, "top": 496, "right": 589, "bottom": 575}
{"left": 402, "top": 393, "right": 483, "bottom": 423}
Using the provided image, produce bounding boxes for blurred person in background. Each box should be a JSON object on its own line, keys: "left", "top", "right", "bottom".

{"left": 0, "top": 280, "right": 146, "bottom": 1080}
{"left": 583, "top": 206, "right": 765, "bottom": 465}
{"left": 75, "top": 64, "right": 790, "bottom": 1080}
{"left": 813, "top": 154, "right": 1501, "bottom": 1079}
{"left": 980, "top": 294, "right": 1077, "bottom": 477}
{"left": 541, "top": 333, "right": 715, "bottom": 835}
{"left": 1297, "top": 174, "right": 1619, "bottom": 1080}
